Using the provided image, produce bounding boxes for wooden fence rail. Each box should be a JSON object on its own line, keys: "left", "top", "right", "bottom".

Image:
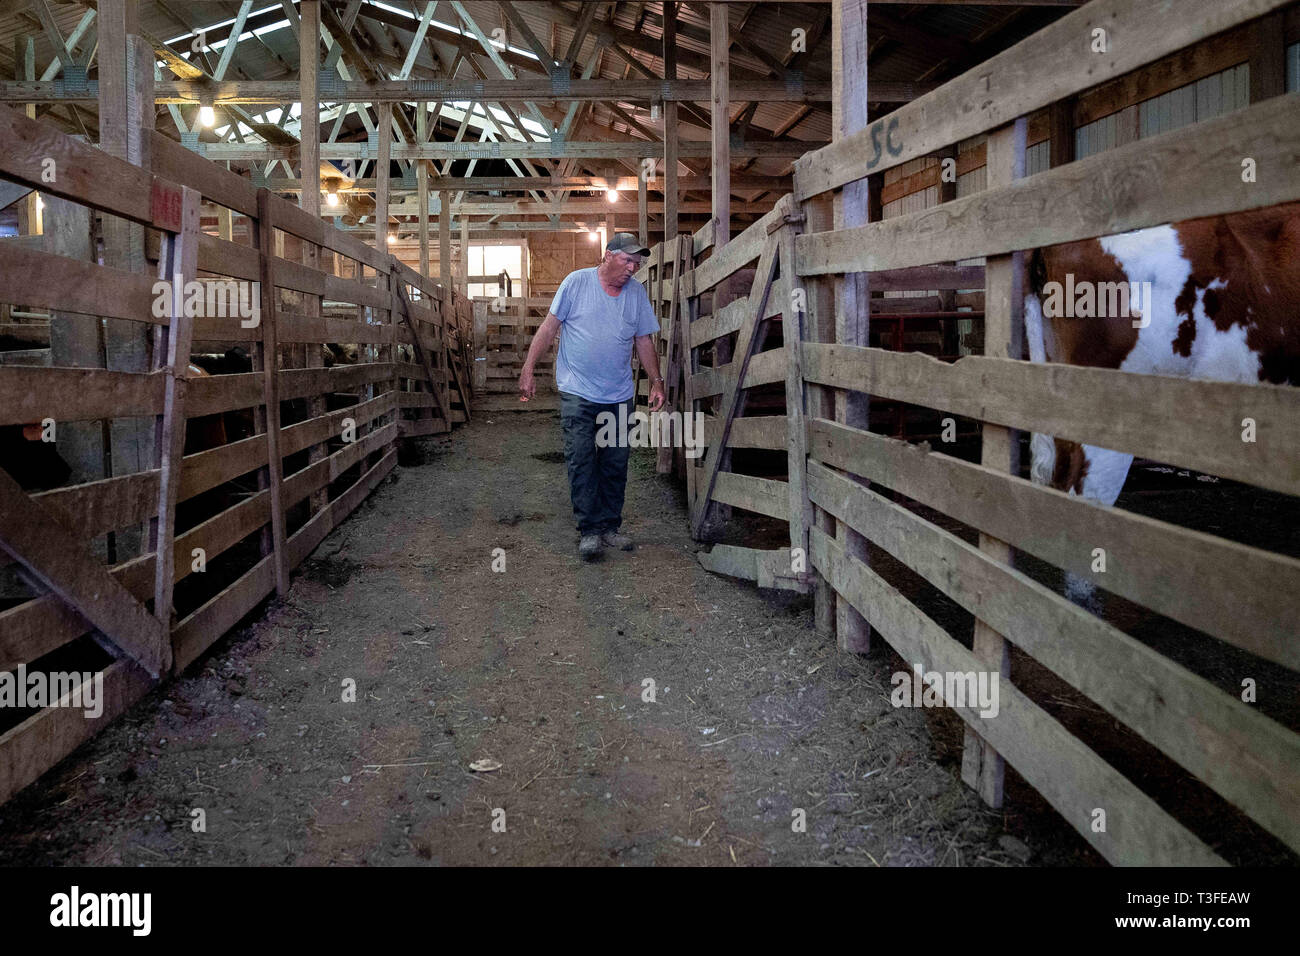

{"left": 0, "top": 102, "right": 471, "bottom": 803}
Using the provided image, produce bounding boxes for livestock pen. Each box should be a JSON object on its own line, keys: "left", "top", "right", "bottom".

{"left": 0, "top": 105, "right": 474, "bottom": 804}
{"left": 0, "top": 0, "right": 1296, "bottom": 881}
{"left": 628, "top": 0, "right": 1300, "bottom": 865}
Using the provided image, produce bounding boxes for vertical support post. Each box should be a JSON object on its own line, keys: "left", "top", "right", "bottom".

{"left": 460, "top": 217, "right": 469, "bottom": 296}
{"left": 255, "top": 189, "right": 291, "bottom": 596}
{"left": 472, "top": 299, "right": 487, "bottom": 393}
{"left": 152, "top": 185, "right": 200, "bottom": 650}
{"left": 418, "top": 103, "right": 430, "bottom": 278}
{"left": 709, "top": 2, "right": 730, "bottom": 255}
{"left": 663, "top": 2, "right": 678, "bottom": 243}
{"left": 375, "top": 102, "right": 391, "bottom": 251}
{"left": 98, "top": 6, "right": 155, "bottom": 558}
{"left": 439, "top": 188, "right": 451, "bottom": 287}
{"left": 800, "top": 193, "right": 837, "bottom": 639}
{"left": 960, "top": 118, "right": 1027, "bottom": 808}
{"left": 299, "top": 0, "right": 327, "bottom": 514}
{"left": 300, "top": 0, "right": 320, "bottom": 219}
{"left": 638, "top": 157, "right": 649, "bottom": 247}
{"left": 829, "top": 0, "right": 871, "bottom": 654}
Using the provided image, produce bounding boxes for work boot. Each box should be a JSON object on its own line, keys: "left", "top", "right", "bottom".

{"left": 600, "top": 530, "right": 634, "bottom": 551}
{"left": 578, "top": 534, "right": 602, "bottom": 559}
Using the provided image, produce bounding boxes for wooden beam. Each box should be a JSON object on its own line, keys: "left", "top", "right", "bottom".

{"left": 299, "top": 0, "right": 320, "bottom": 217}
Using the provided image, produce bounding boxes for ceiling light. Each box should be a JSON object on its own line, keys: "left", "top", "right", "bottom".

{"left": 605, "top": 188, "right": 618, "bottom": 203}
{"left": 325, "top": 189, "right": 340, "bottom": 207}
{"left": 199, "top": 104, "right": 216, "bottom": 127}
{"left": 387, "top": 232, "right": 397, "bottom": 245}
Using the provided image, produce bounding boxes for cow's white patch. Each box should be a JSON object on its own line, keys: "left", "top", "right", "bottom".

{"left": 1101, "top": 227, "right": 1262, "bottom": 383}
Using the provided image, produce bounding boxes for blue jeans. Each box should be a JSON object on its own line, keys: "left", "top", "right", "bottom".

{"left": 559, "top": 391, "right": 633, "bottom": 536}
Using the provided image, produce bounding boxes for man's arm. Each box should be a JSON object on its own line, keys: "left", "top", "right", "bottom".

{"left": 519, "top": 312, "right": 562, "bottom": 399}
{"left": 635, "top": 334, "right": 666, "bottom": 412}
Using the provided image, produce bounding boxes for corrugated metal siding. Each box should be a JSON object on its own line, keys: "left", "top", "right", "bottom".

{"left": 1076, "top": 63, "right": 1248, "bottom": 158}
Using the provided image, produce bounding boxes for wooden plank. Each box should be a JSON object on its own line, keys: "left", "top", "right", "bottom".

{"left": 710, "top": 2, "right": 730, "bottom": 255}
{"left": 170, "top": 556, "right": 276, "bottom": 674}
{"left": 32, "top": 472, "right": 159, "bottom": 539}
{"left": 149, "top": 129, "right": 257, "bottom": 217}
{"left": 689, "top": 203, "right": 787, "bottom": 294}
{"left": 185, "top": 370, "right": 264, "bottom": 416}
{"left": 0, "top": 245, "right": 160, "bottom": 324}
{"left": 197, "top": 233, "right": 261, "bottom": 281}
{"left": 802, "top": 342, "right": 1300, "bottom": 497}
{"left": 256, "top": 189, "right": 290, "bottom": 595}
{"left": 711, "top": 472, "right": 789, "bottom": 521}
{"left": 285, "top": 448, "right": 397, "bottom": 570}
{"left": 0, "top": 659, "right": 155, "bottom": 805}
{"left": 797, "top": 93, "right": 1300, "bottom": 275}
{"left": 0, "top": 101, "right": 155, "bottom": 226}
{"left": 777, "top": 220, "right": 815, "bottom": 596}
{"left": 151, "top": 184, "right": 201, "bottom": 631}
{"left": 0, "top": 366, "right": 162, "bottom": 424}
{"left": 807, "top": 418, "right": 1300, "bottom": 671}
{"left": 808, "top": 459, "right": 1300, "bottom": 854}
{"left": 810, "top": 526, "right": 1226, "bottom": 867}
{"left": 0, "top": 467, "right": 169, "bottom": 677}
{"left": 689, "top": 346, "right": 787, "bottom": 399}
{"left": 792, "top": 0, "right": 1294, "bottom": 199}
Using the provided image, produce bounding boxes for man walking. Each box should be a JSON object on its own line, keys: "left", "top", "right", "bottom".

{"left": 518, "top": 232, "right": 667, "bottom": 559}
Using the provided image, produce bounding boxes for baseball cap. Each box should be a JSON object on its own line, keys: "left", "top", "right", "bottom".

{"left": 606, "top": 232, "right": 651, "bottom": 257}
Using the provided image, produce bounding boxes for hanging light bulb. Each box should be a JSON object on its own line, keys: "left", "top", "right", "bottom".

{"left": 588, "top": 228, "right": 599, "bottom": 242}
{"left": 387, "top": 231, "right": 397, "bottom": 245}
{"left": 325, "top": 188, "right": 340, "bottom": 208}
{"left": 199, "top": 104, "right": 216, "bottom": 127}
{"left": 605, "top": 188, "right": 618, "bottom": 203}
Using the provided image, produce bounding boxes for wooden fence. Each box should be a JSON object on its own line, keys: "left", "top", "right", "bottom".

{"left": 0, "top": 102, "right": 471, "bottom": 803}
{"left": 471, "top": 295, "right": 556, "bottom": 397}
{"left": 637, "top": 0, "right": 1300, "bottom": 864}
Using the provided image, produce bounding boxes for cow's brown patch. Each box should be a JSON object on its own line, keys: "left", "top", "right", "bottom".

{"left": 1172, "top": 201, "right": 1300, "bottom": 385}
{"left": 1051, "top": 438, "right": 1089, "bottom": 495}
{"left": 1172, "top": 317, "right": 1197, "bottom": 358}
{"left": 1030, "top": 242, "right": 1139, "bottom": 369}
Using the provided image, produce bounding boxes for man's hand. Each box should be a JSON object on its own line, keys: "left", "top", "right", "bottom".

{"left": 519, "top": 365, "right": 536, "bottom": 400}
{"left": 648, "top": 380, "right": 666, "bottom": 412}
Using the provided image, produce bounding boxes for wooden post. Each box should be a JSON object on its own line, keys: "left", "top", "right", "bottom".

{"left": 801, "top": 193, "right": 837, "bottom": 639}
{"left": 152, "top": 185, "right": 201, "bottom": 641}
{"left": 98, "top": 10, "right": 155, "bottom": 558}
{"left": 710, "top": 3, "right": 730, "bottom": 256}
{"left": 663, "top": 2, "right": 678, "bottom": 243}
{"left": 300, "top": 1, "right": 320, "bottom": 219}
{"left": 375, "top": 102, "right": 391, "bottom": 251}
{"left": 960, "top": 118, "right": 1027, "bottom": 808}
{"left": 418, "top": 103, "right": 430, "bottom": 278}
{"left": 299, "top": 0, "right": 327, "bottom": 515}
{"left": 776, "top": 216, "right": 814, "bottom": 596}
{"left": 439, "top": 188, "right": 451, "bottom": 287}
{"left": 255, "top": 189, "right": 291, "bottom": 596}
{"left": 829, "top": 0, "right": 872, "bottom": 654}
{"left": 638, "top": 157, "right": 649, "bottom": 247}
{"left": 460, "top": 217, "right": 470, "bottom": 296}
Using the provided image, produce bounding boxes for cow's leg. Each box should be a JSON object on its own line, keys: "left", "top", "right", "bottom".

{"left": 1063, "top": 444, "right": 1133, "bottom": 608}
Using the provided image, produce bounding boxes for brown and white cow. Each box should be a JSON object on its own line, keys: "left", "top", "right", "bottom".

{"left": 1024, "top": 201, "right": 1300, "bottom": 598}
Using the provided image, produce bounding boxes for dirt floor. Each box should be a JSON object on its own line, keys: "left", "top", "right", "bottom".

{"left": 0, "top": 407, "right": 1076, "bottom": 867}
